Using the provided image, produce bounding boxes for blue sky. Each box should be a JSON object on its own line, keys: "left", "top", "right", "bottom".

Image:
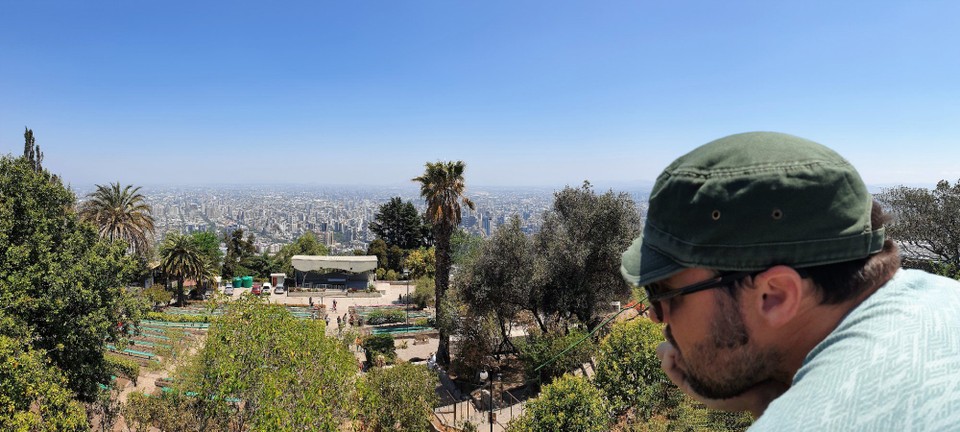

{"left": 1, "top": 1, "right": 958, "bottom": 189}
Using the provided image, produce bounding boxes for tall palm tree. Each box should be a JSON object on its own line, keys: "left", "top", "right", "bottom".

{"left": 159, "top": 233, "right": 205, "bottom": 306}
{"left": 79, "top": 182, "right": 155, "bottom": 257}
{"left": 413, "top": 161, "right": 474, "bottom": 365}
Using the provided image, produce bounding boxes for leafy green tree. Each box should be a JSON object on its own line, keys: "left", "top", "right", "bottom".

{"left": 369, "top": 197, "right": 432, "bottom": 249}
{"left": 175, "top": 296, "right": 357, "bottom": 431}
{"left": 0, "top": 155, "right": 140, "bottom": 402}
{"left": 411, "top": 277, "right": 435, "bottom": 308}
{"left": 458, "top": 217, "right": 539, "bottom": 344}
{"left": 272, "top": 231, "right": 330, "bottom": 277}
{"left": 413, "top": 160, "right": 475, "bottom": 365}
{"left": 534, "top": 182, "right": 641, "bottom": 329}
{"left": 79, "top": 182, "right": 156, "bottom": 258}
{"left": 516, "top": 328, "right": 594, "bottom": 384}
{"left": 367, "top": 238, "right": 388, "bottom": 270}
{"left": 387, "top": 244, "right": 405, "bottom": 273}
{"left": 22, "top": 126, "right": 44, "bottom": 172}
{"left": 403, "top": 247, "right": 435, "bottom": 279}
{"left": 221, "top": 228, "right": 257, "bottom": 278}
{"left": 142, "top": 284, "right": 173, "bottom": 310}
{"left": 450, "top": 227, "right": 483, "bottom": 266}
{"left": 190, "top": 230, "right": 223, "bottom": 271}
{"left": 506, "top": 374, "right": 609, "bottom": 432}
{"left": 0, "top": 332, "right": 88, "bottom": 431}
{"left": 877, "top": 180, "right": 960, "bottom": 269}
{"left": 159, "top": 233, "right": 206, "bottom": 306}
{"left": 594, "top": 318, "right": 678, "bottom": 417}
{"left": 356, "top": 362, "right": 439, "bottom": 432}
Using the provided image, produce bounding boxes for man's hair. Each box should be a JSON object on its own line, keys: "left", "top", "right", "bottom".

{"left": 802, "top": 201, "right": 900, "bottom": 304}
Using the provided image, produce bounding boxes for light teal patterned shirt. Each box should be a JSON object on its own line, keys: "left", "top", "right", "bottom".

{"left": 751, "top": 269, "right": 960, "bottom": 431}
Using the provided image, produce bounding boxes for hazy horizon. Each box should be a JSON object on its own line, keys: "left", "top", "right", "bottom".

{"left": 3, "top": 2, "right": 959, "bottom": 189}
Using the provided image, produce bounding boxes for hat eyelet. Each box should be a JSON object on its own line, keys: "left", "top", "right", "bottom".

{"left": 772, "top": 209, "right": 783, "bottom": 220}
{"left": 711, "top": 210, "right": 721, "bottom": 221}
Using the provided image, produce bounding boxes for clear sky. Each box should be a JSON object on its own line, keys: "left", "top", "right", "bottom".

{"left": 1, "top": 1, "right": 958, "bottom": 189}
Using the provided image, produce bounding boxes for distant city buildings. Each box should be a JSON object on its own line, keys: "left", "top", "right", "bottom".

{"left": 76, "top": 185, "right": 648, "bottom": 255}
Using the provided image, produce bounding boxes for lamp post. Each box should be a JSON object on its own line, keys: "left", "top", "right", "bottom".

{"left": 479, "top": 370, "right": 492, "bottom": 432}
{"left": 403, "top": 268, "right": 410, "bottom": 325}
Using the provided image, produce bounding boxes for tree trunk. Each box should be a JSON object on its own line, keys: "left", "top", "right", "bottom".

{"left": 177, "top": 276, "right": 186, "bottom": 306}
{"left": 434, "top": 223, "right": 453, "bottom": 365}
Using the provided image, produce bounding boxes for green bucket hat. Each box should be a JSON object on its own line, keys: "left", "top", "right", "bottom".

{"left": 621, "top": 132, "right": 885, "bottom": 287}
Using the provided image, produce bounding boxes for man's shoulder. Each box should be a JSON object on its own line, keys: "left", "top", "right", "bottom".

{"left": 751, "top": 269, "right": 960, "bottom": 431}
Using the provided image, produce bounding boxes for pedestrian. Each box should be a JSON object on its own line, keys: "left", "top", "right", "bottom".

{"left": 621, "top": 132, "right": 960, "bottom": 429}
{"left": 333, "top": 299, "right": 337, "bottom": 311}
{"left": 309, "top": 297, "right": 313, "bottom": 307}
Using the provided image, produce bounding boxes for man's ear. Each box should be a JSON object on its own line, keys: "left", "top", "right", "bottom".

{"left": 750, "top": 265, "right": 805, "bottom": 328}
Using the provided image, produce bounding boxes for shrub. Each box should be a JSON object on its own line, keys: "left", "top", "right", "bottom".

{"left": 356, "top": 362, "right": 439, "bottom": 431}
{"left": 516, "top": 328, "right": 594, "bottom": 384}
{"left": 594, "top": 318, "right": 677, "bottom": 417}
{"left": 362, "top": 334, "right": 397, "bottom": 364}
{"left": 506, "top": 374, "right": 609, "bottom": 432}
{"left": 365, "top": 309, "right": 406, "bottom": 325}
{"left": 411, "top": 277, "right": 435, "bottom": 308}
{"left": 104, "top": 353, "right": 140, "bottom": 384}
{"left": 144, "top": 311, "right": 214, "bottom": 323}
{"left": 384, "top": 269, "right": 399, "bottom": 281}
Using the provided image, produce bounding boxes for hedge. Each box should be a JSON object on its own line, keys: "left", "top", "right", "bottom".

{"left": 145, "top": 311, "right": 215, "bottom": 323}
{"left": 365, "top": 309, "right": 406, "bottom": 325}
{"left": 105, "top": 353, "right": 141, "bottom": 384}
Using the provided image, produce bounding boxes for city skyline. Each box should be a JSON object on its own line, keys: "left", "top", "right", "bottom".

{"left": 2, "top": 2, "right": 959, "bottom": 189}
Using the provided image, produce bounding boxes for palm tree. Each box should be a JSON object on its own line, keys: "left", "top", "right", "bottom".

{"left": 79, "top": 182, "right": 155, "bottom": 257}
{"left": 413, "top": 161, "right": 475, "bottom": 365}
{"left": 159, "top": 233, "right": 205, "bottom": 306}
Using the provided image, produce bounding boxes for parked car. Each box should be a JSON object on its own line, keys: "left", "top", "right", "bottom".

{"left": 274, "top": 285, "right": 285, "bottom": 294}
{"left": 224, "top": 285, "right": 234, "bottom": 296}
{"left": 252, "top": 286, "right": 262, "bottom": 295}
{"left": 261, "top": 283, "right": 272, "bottom": 295}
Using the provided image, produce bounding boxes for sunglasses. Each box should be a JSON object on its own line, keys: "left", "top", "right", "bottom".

{"left": 644, "top": 271, "right": 756, "bottom": 321}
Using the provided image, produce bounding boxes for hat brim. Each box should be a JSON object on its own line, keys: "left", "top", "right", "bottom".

{"left": 620, "top": 234, "right": 687, "bottom": 287}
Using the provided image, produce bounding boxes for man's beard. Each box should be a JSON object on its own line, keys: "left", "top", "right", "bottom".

{"left": 668, "top": 292, "right": 781, "bottom": 400}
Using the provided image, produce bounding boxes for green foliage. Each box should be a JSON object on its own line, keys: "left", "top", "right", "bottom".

{"left": 362, "top": 334, "right": 397, "bottom": 365}
{"left": 189, "top": 230, "right": 223, "bottom": 272}
{"left": 142, "top": 284, "right": 173, "bottom": 309}
{"left": 535, "top": 182, "right": 641, "bottom": 328}
{"left": 877, "top": 179, "right": 960, "bottom": 268}
{"left": 159, "top": 232, "right": 208, "bottom": 306}
{"left": 152, "top": 295, "right": 359, "bottom": 431}
{"left": 457, "top": 217, "right": 535, "bottom": 341}
{"left": 221, "top": 228, "right": 257, "bottom": 278}
{"left": 0, "top": 333, "right": 88, "bottom": 431}
{"left": 517, "top": 328, "right": 594, "bottom": 384}
{"left": 78, "top": 182, "right": 156, "bottom": 258}
{"left": 450, "top": 227, "right": 483, "bottom": 266}
{"left": 387, "top": 245, "right": 405, "bottom": 273}
{"left": 104, "top": 353, "right": 140, "bottom": 384}
{"left": 365, "top": 309, "right": 406, "bottom": 325}
{"left": 144, "top": 311, "right": 214, "bottom": 323}
{"left": 369, "top": 196, "right": 432, "bottom": 250}
{"left": 356, "top": 362, "right": 439, "bottom": 432}
{"left": 403, "top": 247, "right": 436, "bottom": 279}
{"left": 506, "top": 374, "right": 609, "bottom": 432}
{"left": 368, "top": 238, "right": 388, "bottom": 270}
{"left": 273, "top": 231, "right": 330, "bottom": 277}
{"left": 594, "top": 319, "right": 677, "bottom": 417}
{"left": 451, "top": 313, "right": 500, "bottom": 379}
{"left": 384, "top": 269, "right": 399, "bottom": 281}
{"left": 411, "top": 277, "right": 435, "bottom": 308}
{"left": 0, "top": 155, "right": 142, "bottom": 402}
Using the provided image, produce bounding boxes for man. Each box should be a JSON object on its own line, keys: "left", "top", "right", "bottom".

{"left": 620, "top": 132, "right": 960, "bottom": 430}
